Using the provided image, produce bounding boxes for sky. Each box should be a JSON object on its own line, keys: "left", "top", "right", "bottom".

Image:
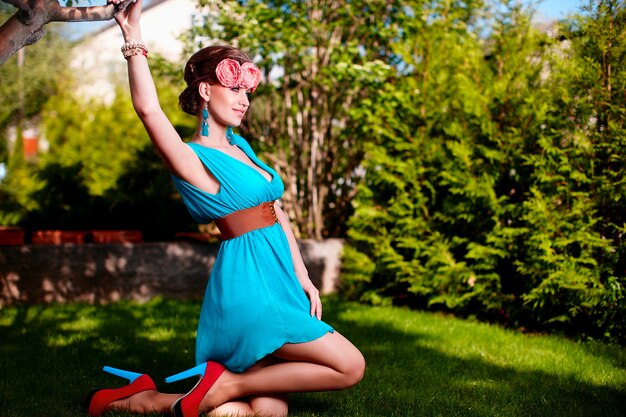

{"left": 64, "top": 0, "right": 586, "bottom": 41}
{"left": 533, "top": 0, "right": 586, "bottom": 20}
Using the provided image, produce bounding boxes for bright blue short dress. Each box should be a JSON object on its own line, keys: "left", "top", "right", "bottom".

{"left": 171, "top": 134, "right": 334, "bottom": 373}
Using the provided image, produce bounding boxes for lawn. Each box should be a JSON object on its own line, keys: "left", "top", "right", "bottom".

{"left": 0, "top": 297, "right": 624, "bottom": 417}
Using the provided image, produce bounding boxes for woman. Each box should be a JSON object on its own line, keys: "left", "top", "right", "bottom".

{"left": 85, "top": 1, "right": 365, "bottom": 416}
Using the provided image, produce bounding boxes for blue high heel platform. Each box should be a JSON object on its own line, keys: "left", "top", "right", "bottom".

{"left": 165, "top": 363, "right": 207, "bottom": 383}
{"left": 165, "top": 361, "right": 225, "bottom": 417}
{"left": 103, "top": 366, "right": 143, "bottom": 381}
{"left": 85, "top": 366, "right": 156, "bottom": 416}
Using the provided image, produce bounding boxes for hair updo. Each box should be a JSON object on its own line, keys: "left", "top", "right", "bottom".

{"left": 179, "top": 45, "right": 254, "bottom": 116}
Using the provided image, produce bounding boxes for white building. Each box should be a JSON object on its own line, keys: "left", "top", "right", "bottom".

{"left": 71, "top": 0, "right": 200, "bottom": 102}
{"left": 1, "top": 0, "right": 204, "bottom": 163}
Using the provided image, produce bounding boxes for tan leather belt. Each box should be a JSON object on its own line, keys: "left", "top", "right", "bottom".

{"left": 214, "top": 201, "right": 279, "bottom": 240}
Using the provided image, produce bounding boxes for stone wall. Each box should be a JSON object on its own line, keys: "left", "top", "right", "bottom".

{"left": 0, "top": 239, "right": 344, "bottom": 307}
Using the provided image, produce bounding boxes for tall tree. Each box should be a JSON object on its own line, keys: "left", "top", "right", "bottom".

{"left": 0, "top": 4, "right": 69, "bottom": 141}
{"left": 0, "top": 4, "right": 69, "bottom": 224}
{"left": 519, "top": 0, "right": 626, "bottom": 339}
{"left": 190, "top": 0, "right": 399, "bottom": 238}
{"left": 342, "top": 0, "right": 626, "bottom": 341}
{"left": 343, "top": 0, "right": 514, "bottom": 311}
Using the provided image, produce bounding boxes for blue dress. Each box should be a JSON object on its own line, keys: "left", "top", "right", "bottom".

{"left": 171, "top": 134, "right": 334, "bottom": 373}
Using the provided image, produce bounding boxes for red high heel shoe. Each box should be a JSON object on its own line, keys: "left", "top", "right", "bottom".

{"left": 85, "top": 366, "right": 156, "bottom": 416}
{"left": 165, "top": 361, "right": 225, "bottom": 417}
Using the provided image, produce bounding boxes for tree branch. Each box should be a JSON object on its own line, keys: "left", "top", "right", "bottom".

{"left": 2, "top": 0, "right": 29, "bottom": 12}
{"left": 0, "top": 0, "right": 134, "bottom": 65}
{"left": 51, "top": 0, "right": 133, "bottom": 22}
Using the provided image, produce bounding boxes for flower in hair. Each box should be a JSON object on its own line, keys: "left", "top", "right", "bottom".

{"left": 215, "top": 58, "right": 261, "bottom": 92}
{"left": 215, "top": 59, "right": 242, "bottom": 88}
{"left": 240, "top": 62, "right": 262, "bottom": 92}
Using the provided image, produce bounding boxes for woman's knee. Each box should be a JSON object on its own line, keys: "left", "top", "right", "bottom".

{"left": 328, "top": 334, "right": 366, "bottom": 388}
{"left": 341, "top": 349, "right": 366, "bottom": 388}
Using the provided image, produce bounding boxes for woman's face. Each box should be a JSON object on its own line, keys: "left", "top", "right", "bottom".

{"left": 207, "top": 84, "right": 250, "bottom": 128}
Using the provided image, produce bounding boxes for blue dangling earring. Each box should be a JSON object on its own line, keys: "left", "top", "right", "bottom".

{"left": 201, "top": 103, "right": 209, "bottom": 137}
{"left": 226, "top": 126, "right": 234, "bottom": 143}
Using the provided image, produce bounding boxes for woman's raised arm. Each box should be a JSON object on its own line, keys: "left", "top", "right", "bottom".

{"left": 109, "top": 0, "right": 196, "bottom": 176}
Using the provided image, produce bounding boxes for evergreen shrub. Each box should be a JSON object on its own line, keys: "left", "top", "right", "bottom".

{"left": 341, "top": 1, "right": 626, "bottom": 342}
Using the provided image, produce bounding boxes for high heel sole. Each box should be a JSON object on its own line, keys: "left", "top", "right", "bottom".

{"left": 85, "top": 366, "right": 156, "bottom": 416}
{"left": 165, "top": 361, "right": 225, "bottom": 417}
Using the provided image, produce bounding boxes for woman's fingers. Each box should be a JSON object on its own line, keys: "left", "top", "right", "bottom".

{"left": 310, "top": 292, "right": 322, "bottom": 320}
{"left": 109, "top": 0, "right": 142, "bottom": 27}
{"left": 303, "top": 282, "right": 323, "bottom": 319}
{"left": 316, "top": 297, "right": 323, "bottom": 320}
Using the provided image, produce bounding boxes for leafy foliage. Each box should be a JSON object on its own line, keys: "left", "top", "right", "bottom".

{"left": 1, "top": 0, "right": 623, "bottom": 342}
{"left": 0, "top": 14, "right": 70, "bottom": 224}
{"left": 0, "top": 55, "right": 197, "bottom": 238}
{"left": 0, "top": 16, "right": 68, "bottom": 142}
{"left": 342, "top": 0, "right": 626, "bottom": 342}
{"left": 188, "top": 0, "right": 398, "bottom": 238}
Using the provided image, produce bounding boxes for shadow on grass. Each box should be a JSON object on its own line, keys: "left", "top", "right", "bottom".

{"left": 294, "top": 300, "right": 625, "bottom": 417}
{"left": 0, "top": 298, "right": 623, "bottom": 417}
{"left": 0, "top": 299, "right": 200, "bottom": 417}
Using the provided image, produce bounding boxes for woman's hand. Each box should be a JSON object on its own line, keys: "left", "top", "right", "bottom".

{"left": 271, "top": 204, "right": 323, "bottom": 320}
{"left": 300, "top": 277, "right": 323, "bottom": 320}
{"left": 108, "top": 0, "right": 142, "bottom": 36}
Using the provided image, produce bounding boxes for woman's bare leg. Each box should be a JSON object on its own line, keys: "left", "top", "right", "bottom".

{"left": 108, "top": 390, "right": 179, "bottom": 413}
{"left": 207, "top": 356, "right": 289, "bottom": 416}
{"left": 245, "top": 357, "right": 289, "bottom": 417}
{"left": 207, "top": 357, "right": 289, "bottom": 417}
{"left": 108, "top": 390, "right": 266, "bottom": 416}
{"left": 199, "top": 331, "right": 365, "bottom": 410}
{"left": 106, "top": 332, "right": 360, "bottom": 415}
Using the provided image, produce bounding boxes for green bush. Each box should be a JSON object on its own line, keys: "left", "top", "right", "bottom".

{"left": 341, "top": 1, "right": 626, "bottom": 342}
{"left": 1, "top": 56, "right": 199, "bottom": 239}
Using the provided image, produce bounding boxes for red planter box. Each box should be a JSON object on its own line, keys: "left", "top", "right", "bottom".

{"left": 174, "top": 232, "right": 217, "bottom": 243}
{"left": 0, "top": 226, "right": 25, "bottom": 245}
{"left": 32, "top": 230, "right": 89, "bottom": 244}
{"left": 91, "top": 230, "right": 143, "bottom": 244}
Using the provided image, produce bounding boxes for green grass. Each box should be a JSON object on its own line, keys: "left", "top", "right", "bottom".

{"left": 0, "top": 297, "right": 624, "bottom": 417}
